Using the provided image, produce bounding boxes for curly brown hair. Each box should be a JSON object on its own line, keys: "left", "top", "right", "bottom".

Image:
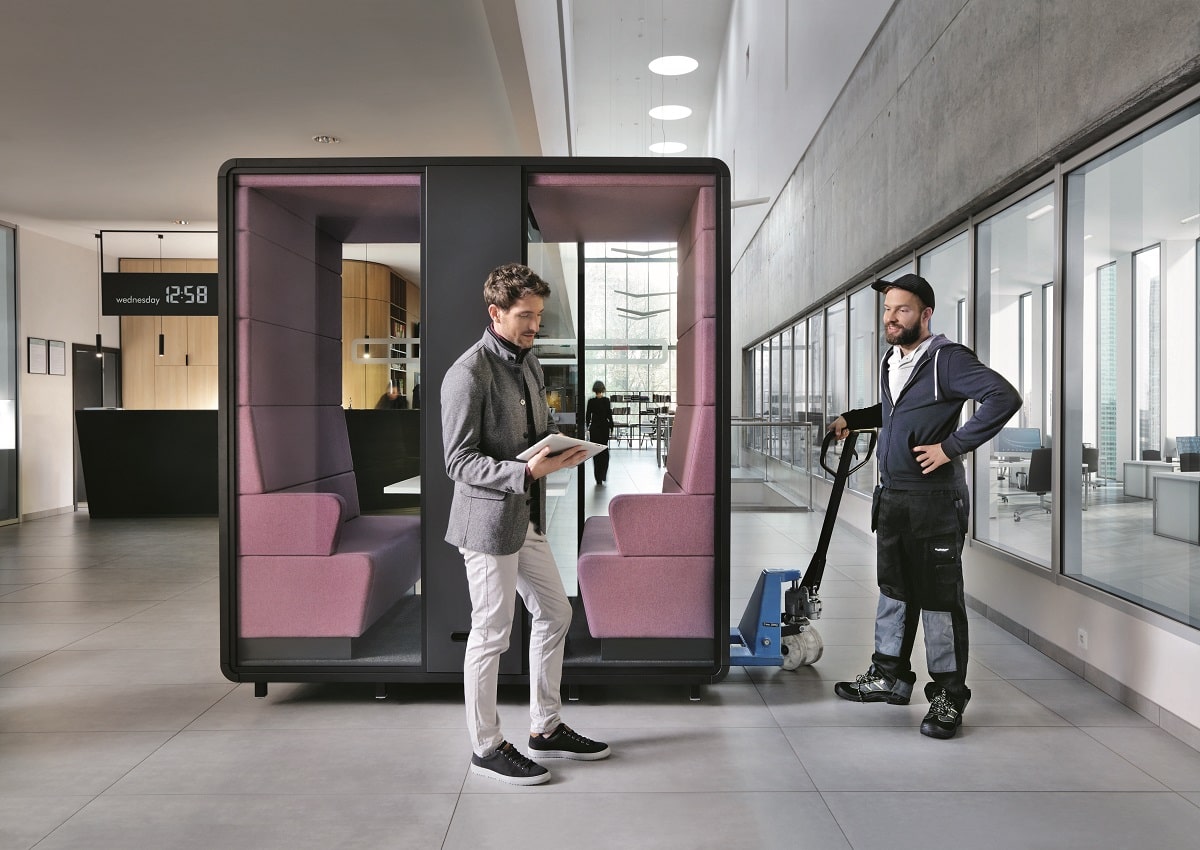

{"left": 483, "top": 263, "right": 552, "bottom": 310}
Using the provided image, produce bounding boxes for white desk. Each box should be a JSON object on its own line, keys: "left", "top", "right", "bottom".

{"left": 1123, "top": 460, "right": 1179, "bottom": 499}
{"left": 1153, "top": 471, "right": 1200, "bottom": 544}
{"left": 384, "top": 475, "right": 569, "bottom": 497}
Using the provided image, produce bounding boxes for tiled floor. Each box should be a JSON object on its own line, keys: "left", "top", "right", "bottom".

{"left": 3, "top": 450, "right": 1200, "bottom": 849}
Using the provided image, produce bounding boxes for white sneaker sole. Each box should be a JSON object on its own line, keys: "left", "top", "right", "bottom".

{"left": 529, "top": 745, "right": 611, "bottom": 761}
{"left": 470, "top": 763, "right": 551, "bottom": 785}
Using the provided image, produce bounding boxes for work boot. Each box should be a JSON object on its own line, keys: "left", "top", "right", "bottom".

{"left": 920, "top": 686, "right": 969, "bottom": 739}
{"left": 834, "top": 664, "right": 913, "bottom": 704}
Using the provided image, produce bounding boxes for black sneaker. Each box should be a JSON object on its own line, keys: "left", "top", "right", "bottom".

{"left": 528, "top": 723, "right": 611, "bottom": 760}
{"left": 833, "top": 665, "right": 913, "bottom": 704}
{"left": 470, "top": 741, "right": 551, "bottom": 785}
{"left": 920, "top": 688, "right": 967, "bottom": 739}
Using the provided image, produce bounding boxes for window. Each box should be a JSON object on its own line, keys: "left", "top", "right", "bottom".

{"left": 1064, "top": 100, "right": 1200, "bottom": 627}
{"left": 973, "top": 186, "right": 1055, "bottom": 566}
{"left": 847, "top": 285, "right": 877, "bottom": 493}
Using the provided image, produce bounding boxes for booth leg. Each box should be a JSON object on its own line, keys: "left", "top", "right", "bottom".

{"left": 567, "top": 684, "right": 580, "bottom": 702}
{"left": 375, "top": 683, "right": 388, "bottom": 700}
{"left": 689, "top": 685, "right": 702, "bottom": 702}
{"left": 254, "top": 682, "right": 268, "bottom": 699}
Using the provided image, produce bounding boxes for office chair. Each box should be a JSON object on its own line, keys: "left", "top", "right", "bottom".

{"left": 1014, "top": 447, "right": 1052, "bottom": 521}
{"left": 1181, "top": 452, "right": 1200, "bottom": 472}
{"left": 1082, "top": 446, "right": 1100, "bottom": 488}
{"left": 1141, "top": 449, "right": 1161, "bottom": 461}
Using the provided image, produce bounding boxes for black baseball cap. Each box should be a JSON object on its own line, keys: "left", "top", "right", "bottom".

{"left": 872, "top": 273, "right": 935, "bottom": 310}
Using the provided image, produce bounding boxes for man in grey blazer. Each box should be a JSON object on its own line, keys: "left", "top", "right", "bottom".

{"left": 442, "top": 263, "right": 611, "bottom": 786}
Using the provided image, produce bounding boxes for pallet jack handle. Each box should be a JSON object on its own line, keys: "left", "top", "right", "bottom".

{"left": 798, "top": 429, "right": 878, "bottom": 592}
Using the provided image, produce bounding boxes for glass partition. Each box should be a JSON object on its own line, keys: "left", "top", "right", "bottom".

{"left": 973, "top": 187, "right": 1055, "bottom": 565}
{"left": 1064, "top": 100, "right": 1200, "bottom": 626}
{"left": 0, "top": 224, "right": 14, "bottom": 525}
{"left": 847, "top": 285, "right": 877, "bottom": 493}
{"left": 918, "top": 232, "right": 970, "bottom": 345}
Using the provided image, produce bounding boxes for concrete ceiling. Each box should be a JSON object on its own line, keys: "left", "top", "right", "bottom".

{"left": 0, "top": 0, "right": 881, "bottom": 284}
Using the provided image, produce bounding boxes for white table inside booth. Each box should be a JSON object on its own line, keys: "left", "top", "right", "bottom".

{"left": 1153, "top": 471, "right": 1200, "bottom": 544}
{"left": 384, "top": 475, "right": 569, "bottom": 497}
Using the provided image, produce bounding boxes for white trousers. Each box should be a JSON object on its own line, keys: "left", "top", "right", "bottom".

{"left": 460, "top": 522, "right": 572, "bottom": 757}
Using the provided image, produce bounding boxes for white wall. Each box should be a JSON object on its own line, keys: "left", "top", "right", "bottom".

{"left": 17, "top": 226, "right": 119, "bottom": 518}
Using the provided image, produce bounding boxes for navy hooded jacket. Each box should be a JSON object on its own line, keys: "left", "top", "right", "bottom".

{"left": 841, "top": 333, "right": 1022, "bottom": 491}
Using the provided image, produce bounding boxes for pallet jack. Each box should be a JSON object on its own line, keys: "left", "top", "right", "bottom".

{"left": 729, "top": 429, "right": 877, "bottom": 669}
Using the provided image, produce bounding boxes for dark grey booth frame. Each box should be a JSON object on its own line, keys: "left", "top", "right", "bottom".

{"left": 217, "top": 157, "right": 731, "bottom": 695}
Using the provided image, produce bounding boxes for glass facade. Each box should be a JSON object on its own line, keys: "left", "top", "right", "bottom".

{"left": 744, "top": 91, "right": 1200, "bottom": 632}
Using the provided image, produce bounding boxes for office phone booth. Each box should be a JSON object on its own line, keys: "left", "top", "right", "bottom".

{"left": 218, "top": 157, "right": 730, "bottom": 692}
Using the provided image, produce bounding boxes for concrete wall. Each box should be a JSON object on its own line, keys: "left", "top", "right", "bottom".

{"left": 716, "top": 0, "right": 1200, "bottom": 739}
{"left": 16, "top": 227, "right": 120, "bottom": 518}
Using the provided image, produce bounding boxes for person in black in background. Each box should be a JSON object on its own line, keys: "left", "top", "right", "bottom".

{"left": 584, "top": 380, "right": 615, "bottom": 485}
{"left": 375, "top": 382, "right": 409, "bottom": 409}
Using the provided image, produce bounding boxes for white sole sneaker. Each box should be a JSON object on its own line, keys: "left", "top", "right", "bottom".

{"left": 469, "top": 762, "right": 551, "bottom": 785}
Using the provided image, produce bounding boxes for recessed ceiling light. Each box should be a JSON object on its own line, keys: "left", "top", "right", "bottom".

{"left": 1181, "top": 212, "right": 1200, "bottom": 224}
{"left": 173, "top": 219, "right": 189, "bottom": 225}
{"left": 649, "top": 55, "right": 698, "bottom": 76}
{"left": 1084, "top": 234, "right": 1094, "bottom": 240}
{"left": 1025, "top": 204, "right": 1054, "bottom": 220}
{"left": 649, "top": 104, "right": 692, "bottom": 121}
{"left": 650, "top": 141, "right": 687, "bottom": 154}
{"left": 312, "top": 135, "right": 341, "bottom": 144}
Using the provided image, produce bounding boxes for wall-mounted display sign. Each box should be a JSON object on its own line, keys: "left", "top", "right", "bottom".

{"left": 101, "top": 273, "right": 218, "bottom": 316}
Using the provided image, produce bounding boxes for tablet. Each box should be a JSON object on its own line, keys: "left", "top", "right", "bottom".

{"left": 516, "top": 434, "right": 609, "bottom": 462}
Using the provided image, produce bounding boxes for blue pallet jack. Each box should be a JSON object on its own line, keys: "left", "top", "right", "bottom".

{"left": 730, "top": 429, "right": 877, "bottom": 669}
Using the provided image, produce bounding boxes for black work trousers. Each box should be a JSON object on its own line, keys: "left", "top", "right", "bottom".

{"left": 870, "top": 484, "right": 971, "bottom": 702}
{"left": 589, "top": 428, "right": 610, "bottom": 483}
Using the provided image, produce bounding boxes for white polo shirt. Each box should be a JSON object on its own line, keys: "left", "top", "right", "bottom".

{"left": 887, "top": 336, "right": 933, "bottom": 402}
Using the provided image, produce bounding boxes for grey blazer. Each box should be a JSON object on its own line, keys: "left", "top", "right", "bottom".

{"left": 441, "top": 328, "right": 557, "bottom": 555}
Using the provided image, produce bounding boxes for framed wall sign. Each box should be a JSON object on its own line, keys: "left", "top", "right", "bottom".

{"left": 48, "top": 340, "right": 66, "bottom": 375}
{"left": 27, "top": 337, "right": 47, "bottom": 373}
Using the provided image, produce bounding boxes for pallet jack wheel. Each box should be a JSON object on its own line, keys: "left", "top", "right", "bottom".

{"left": 781, "top": 627, "right": 823, "bottom": 669}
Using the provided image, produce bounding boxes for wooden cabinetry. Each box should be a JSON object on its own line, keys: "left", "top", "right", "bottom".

{"left": 342, "top": 260, "right": 417, "bottom": 409}
{"left": 118, "top": 258, "right": 218, "bottom": 410}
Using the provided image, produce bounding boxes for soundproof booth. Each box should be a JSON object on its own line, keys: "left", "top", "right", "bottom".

{"left": 218, "top": 157, "right": 731, "bottom": 695}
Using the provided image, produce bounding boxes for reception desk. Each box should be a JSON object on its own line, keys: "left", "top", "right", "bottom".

{"left": 1153, "top": 471, "right": 1200, "bottom": 544}
{"left": 75, "top": 409, "right": 218, "bottom": 517}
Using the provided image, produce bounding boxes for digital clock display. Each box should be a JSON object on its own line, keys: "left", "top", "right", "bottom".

{"left": 102, "top": 273, "right": 218, "bottom": 316}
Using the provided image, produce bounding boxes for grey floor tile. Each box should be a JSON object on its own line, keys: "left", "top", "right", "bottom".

{"left": 783, "top": 726, "right": 1168, "bottom": 792}
{"left": 0, "top": 584, "right": 32, "bottom": 597}
{"left": 0, "top": 600, "right": 158, "bottom": 624}
{"left": 0, "top": 797, "right": 92, "bottom": 850}
{"left": 445, "top": 791, "right": 850, "bottom": 850}
{"left": 0, "top": 732, "right": 173, "bottom": 795}
{"left": 32, "top": 794, "right": 458, "bottom": 850}
{"left": 0, "top": 684, "right": 234, "bottom": 732}
{"left": 824, "top": 791, "right": 1200, "bottom": 850}
{"left": 0, "top": 648, "right": 226, "bottom": 687}
{"left": 1009, "top": 678, "right": 1155, "bottom": 726}
{"left": 0, "top": 569, "right": 75, "bottom": 583}
{"left": 966, "top": 616, "right": 1025, "bottom": 644}
{"left": 0, "top": 651, "right": 44, "bottom": 676}
{"left": 0, "top": 555, "right": 106, "bottom": 570}
{"left": 0, "top": 622, "right": 106, "bottom": 652}
{"left": 64, "top": 619, "right": 219, "bottom": 651}
{"left": 499, "top": 680, "right": 777, "bottom": 730}
{"left": 121, "top": 599, "right": 218, "bottom": 623}
{"left": 1185, "top": 792, "right": 1200, "bottom": 809}
{"left": 462, "top": 727, "right": 815, "bottom": 794}
{"left": 1083, "top": 726, "right": 1200, "bottom": 791}
{"left": 0, "top": 581, "right": 206, "bottom": 603}
{"left": 46, "top": 565, "right": 215, "bottom": 584}
{"left": 190, "top": 682, "right": 465, "bottom": 731}
{"left": 969, "top": 642, "right": 1081, "bottom": 679}
{"left": 757, "top": 679, "right": 928, "bottom": 728}
{"left": 958, "top": 679, "right": 1071, "bottom": 727}
{"left": 801, "top": 617, "right": 874, "bottom": 645}
{"left": 745, "top": 644, "right": 878, "bottom": 683}
{"left": 108, "top": 729, "right": 470, "bottom": 796}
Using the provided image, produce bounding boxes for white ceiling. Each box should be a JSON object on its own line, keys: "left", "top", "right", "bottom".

{"left": 0, "top": 0, "right": 880, "bottom": 284}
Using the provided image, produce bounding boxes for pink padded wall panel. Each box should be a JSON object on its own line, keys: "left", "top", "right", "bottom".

{"left": 237, "top": 319, "right": 342, "bottom": 407}
{"left": 676, "top": 319, "right": 716, "bottom": 408}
